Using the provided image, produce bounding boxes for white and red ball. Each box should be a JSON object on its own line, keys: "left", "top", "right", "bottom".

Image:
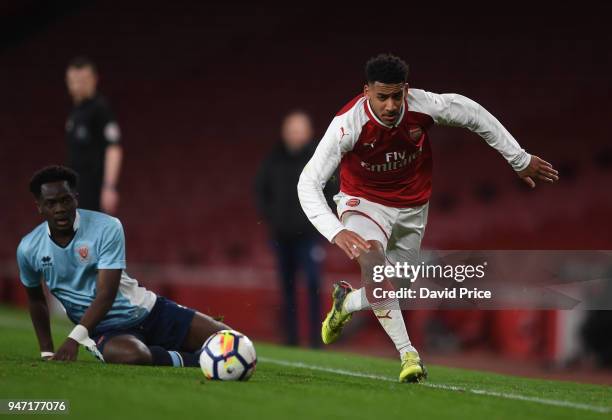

{"left": 199, "top": 329, "right": 257, "bottom": 381}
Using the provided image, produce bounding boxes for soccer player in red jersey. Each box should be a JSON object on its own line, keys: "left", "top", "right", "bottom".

{"left": 297, "top": 54, "right": 559, "bottom": 382}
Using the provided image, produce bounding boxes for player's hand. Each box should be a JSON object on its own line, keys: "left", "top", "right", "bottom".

{"left": 517, "top": 155, "right": 559, "bottom": 188}
{"left": 51, "top": 338, "right": 79, "bottom": 362}
{"left": 101, "top": 186, "right": 119, "bottom": 214}
{"left": 333, "top": 229, "right": 371, "bottom": 260}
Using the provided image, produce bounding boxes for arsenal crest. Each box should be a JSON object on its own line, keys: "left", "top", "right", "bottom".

{"left": 346, "top": 198, "right": 360, "bottom": 207}
{"left": 409, "top": 127, "right": 423, "bottom": 141}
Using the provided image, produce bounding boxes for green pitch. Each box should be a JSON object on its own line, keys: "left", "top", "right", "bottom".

{"left": 0, "top": 305, "right": 610, "bottom": 420}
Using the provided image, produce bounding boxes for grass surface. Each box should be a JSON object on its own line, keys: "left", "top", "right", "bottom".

{"left": 0, "top": 305, "right": 610, "bottom": 420}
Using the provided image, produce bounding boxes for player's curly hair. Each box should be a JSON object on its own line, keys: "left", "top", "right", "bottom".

{"left": 29, "top": 165, "right": 79, "bottom": 198}
{"left": 365, "top": 54, "right": 409, "bottom": 84}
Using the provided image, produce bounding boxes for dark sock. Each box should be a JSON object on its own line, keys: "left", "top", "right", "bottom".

{"left": 178, "top": 349, "right": 202, "bottom": 367}
{"left": 149, "top": 346, "right": 202, "bottom": 367}
{"left": 149, "top": 346, "right": 173, "bottom": 366}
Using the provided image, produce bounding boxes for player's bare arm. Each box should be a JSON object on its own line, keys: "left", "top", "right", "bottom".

{"left": 52, "top": 269, "right": 121, "bottom": 361}
{"left": 25, "top": 285, "right": 54, "bottom": 360}
{"left": 19, "top": 166, "right": 256, "bottom": 376}
{"left": 101, "top": 144, "right": 122, "bottom": 214}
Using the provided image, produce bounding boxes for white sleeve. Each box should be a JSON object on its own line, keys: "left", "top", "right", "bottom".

{"left": 409, "top": 89, "right": 531, "bottom": 171}
{"left": 298, "top": 116, "right": 353, "bottom": 242}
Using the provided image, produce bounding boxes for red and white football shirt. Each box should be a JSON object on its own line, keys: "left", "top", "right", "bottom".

{"left": 298, "top": 89, "right": 531, "bottom": 242}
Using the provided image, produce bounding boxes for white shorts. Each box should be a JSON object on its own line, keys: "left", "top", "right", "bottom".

{"left": 334, "top": 192, "right": 429, "bottom": 265}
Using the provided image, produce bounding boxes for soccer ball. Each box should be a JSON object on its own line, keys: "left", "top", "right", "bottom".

{"left": 199, "top": 329, "right": 257, "bottom": 381}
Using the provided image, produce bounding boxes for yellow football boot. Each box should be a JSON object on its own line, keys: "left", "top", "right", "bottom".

{"left": 399, "top": 351, "right": 428, "bottom": 383}
{"left": 321, "top": 281, "right": 354, "bottom": 344}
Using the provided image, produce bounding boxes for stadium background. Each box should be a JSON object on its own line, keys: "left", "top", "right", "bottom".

{"left": 1, "top": 1, "right": 610, "bottom": 382}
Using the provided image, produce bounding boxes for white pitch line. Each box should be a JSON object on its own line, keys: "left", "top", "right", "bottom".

{"left": 2, "top": 314, "right": 609, "bottom": 414}
{"left": 259, "top": 356, "right": 611, "bottom": 414}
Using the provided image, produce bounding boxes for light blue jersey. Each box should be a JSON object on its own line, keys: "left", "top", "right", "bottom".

{"left": 17, "top": 209, "right": 156, "bottom": 333}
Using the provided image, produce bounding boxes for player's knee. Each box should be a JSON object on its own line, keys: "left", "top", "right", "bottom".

{"left": 103, "top": 338, "right": 152, "bottom": 365}
{"left": 180, "top": 312, "right": 231, "bottom": 352}
{"left": 202, "top": 313, "right": 230, "bottom": 333}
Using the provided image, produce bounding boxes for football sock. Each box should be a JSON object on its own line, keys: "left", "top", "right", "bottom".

{"left": 343, "top": 288, "right": 417, "bottom": 357}
{"left": 343, "top": 288, "right": 370, "bottom": 313}
{"left": 370, "top": 298, "right": 417, "bottom": 358}
{"left": 149, "top": 346, "right": 202, "bottom": 367}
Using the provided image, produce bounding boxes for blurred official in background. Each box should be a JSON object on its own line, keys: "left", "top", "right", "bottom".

{"left": 65, "top": 57, "right": 123, "bottom": 214}
{"left": 256, "top": 111, "right": 336, "bottom": 348}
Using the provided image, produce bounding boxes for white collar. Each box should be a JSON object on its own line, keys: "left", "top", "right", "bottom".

{"left": 366, "top": 99, "right": 405, "bottom": 128}
{"left": 47, "top": 209, "right": 80, "bottom": 236}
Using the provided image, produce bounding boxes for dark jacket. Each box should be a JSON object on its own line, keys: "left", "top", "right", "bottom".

{"left": 255, "top": 141, "right": 337, "bottom": 239}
